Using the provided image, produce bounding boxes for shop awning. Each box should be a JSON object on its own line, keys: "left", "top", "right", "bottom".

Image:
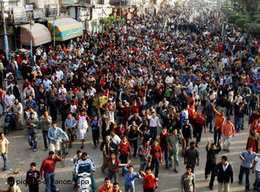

{"left": 20, "top": 23, "right": 51, "bottom": 47}
{"left": 48, "top": 18, "right": 83, "bottom": 41}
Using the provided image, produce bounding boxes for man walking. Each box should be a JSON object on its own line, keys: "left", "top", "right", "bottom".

{"left": 239, "top": 146, "right": 257, "bottom": 191}
{"left": 252, "top": 153, "right": 260, "bottom": 191}
{"left": 221, "top": 117, "right": 235, "bottom": 152}
{"left": 0, "top": 133, "right": 9, "bottom": 171}
{"left": 26, "top": 162, "right": 40, "bottom": 192}
{"left": 216, "top": 156, "right": 233, "bottom": 192}
{"left": 40, "top": 151, "right": 62, "bottom": 192}
{"left": 181, "top": 165, "right": 196, "bottom": 192}
{"left": 150, "top": 139, "right": 162, "bottom": 180}
{"left": 212, "top": 104, "right": 225, "bottom": 145}
{"left": 193, "top": 112, "right": 205, "bottom": 147}
{"left": 184, "top": 142, "right": 199, "bottom": 173}
{"left": 167, "top": 129, "right": 183, "bottom": 173}
{"left": 205, "top": 139, "right": 221, "bottom": 190}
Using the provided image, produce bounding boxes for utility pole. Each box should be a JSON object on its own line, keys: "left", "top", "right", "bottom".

{"left": 1, "top": 0, "right": 9, "bottom": 62}
{"left": 53, "top": 17, "right": 56, "bottom": 47}
{"left": 30, "top": 12, "right": 33, "bottom": 64}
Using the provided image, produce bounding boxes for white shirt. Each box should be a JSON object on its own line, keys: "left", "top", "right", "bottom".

{"left": 255, "top": 156, "right": 260, "bottom": 171}
{"left": 223, "top": 162, "right": 229, "bottom": 171}
{"left": 165, "top": 76, "right": 174, "bottom": 84}
{"left": 147, "top": 115, "right": 161, "bottom": 127}
{"left": 4, "top": 94, "right": 15, "bottom": 107}
{"left": 0, "top": 138, "right": 9, "bottom": 154}
{"left": 111, "top": 135, "right": 121, "bottom": 146}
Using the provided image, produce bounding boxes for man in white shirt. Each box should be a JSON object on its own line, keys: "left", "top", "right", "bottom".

{"left": 4, "top": 90, "right": 15, "bottom": 108}
{"left": 147, "top": 112, "right": 161, "bottom": 142}
{"left": 252, "top": 154, "right": 260, "bottom": 191}
{"left": 43, "top": 76, "right": 52, "bottom": 92}
{"left": 0, "top": 132, "right": 9, "bottom": 170}
{"left": 110, "top": 130, "right": 121, "bottom": 147}
{"left": 56, "top": 68, "right": 64, "bottom": 80}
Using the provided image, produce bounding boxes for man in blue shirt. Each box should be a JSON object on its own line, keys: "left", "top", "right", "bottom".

{"left": 123, "top": 164, "right": 141, "bottom": 192}
{"left": 73, "top": 152, "right": 96, "bottom": 191}
{"left": 239, "top": 146, "right": 257, "bottom": 191}
{"left": 48, "top": 122, "right": 69, "bottom": 152}
{"left": 65, "top": 113, "right": 77, "bottom": 148}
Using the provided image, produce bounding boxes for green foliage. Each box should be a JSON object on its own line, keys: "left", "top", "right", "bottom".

{"left": 100, "top": 15, "right": 122, "bottom": 26}
{"left": 235, "top": 18, "right": 251, "bottom": 28}
{"left": 255, "top": 18, "right": 260, "bottom": 24}
{"left": 228, "top": 14, "right": 249, "bottom": 24}
{"left": 228, "top": 15, "right": 242, "bottom": 23}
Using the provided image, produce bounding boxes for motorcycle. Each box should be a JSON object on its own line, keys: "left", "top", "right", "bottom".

{"left": 77, "top": 172, "right": 92, "bottom": 192}
{"left": 4, "top": 112, "right": 15, "bottom": 135}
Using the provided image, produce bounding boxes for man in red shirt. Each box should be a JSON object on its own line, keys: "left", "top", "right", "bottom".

{"left": 141, "top": 167, "right": 158, "bottom": 192}
{"left": 159, "top": 128, "right": 169, "bottom": 168}
{"left": 40, "top": 151, "right": 62, "bottom": 192}
{"left": 118, "top": 136, "right": 131, "bottom": 175}
{"left": 150, "top": 140, "right": 162, "bottom": 180}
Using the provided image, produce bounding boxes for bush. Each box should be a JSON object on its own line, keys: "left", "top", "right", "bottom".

{"left": 228, "top": 14, "right": 249, "bottom": 23}
{"left": 255, "top": 18, "right": 260, "bottom": 24}
{"left": 228, "top": 15, "right": 241, "bottom": 23}
{"left": 235, "top": 18, "right": 251, "bottom": 28}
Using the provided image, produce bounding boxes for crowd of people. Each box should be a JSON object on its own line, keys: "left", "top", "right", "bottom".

{"left": 0, "top": 0, "right": 260, "bottom": 191}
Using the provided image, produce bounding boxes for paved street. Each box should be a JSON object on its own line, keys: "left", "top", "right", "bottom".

{"left": 0, "top": 114, "right": 254, "bottom": 192}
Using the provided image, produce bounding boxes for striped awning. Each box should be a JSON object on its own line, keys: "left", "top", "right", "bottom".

{"left": 20, "top": 23, "right": 51, "bottom": 47}
{"left": 48, "top": 18, "right": 83, "bottom": 41}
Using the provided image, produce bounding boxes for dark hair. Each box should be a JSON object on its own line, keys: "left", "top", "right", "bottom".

{"left": 145, "top": 167, "right": 151, "bottom": 171}
{"left": 52, "top": 121, "right": 56, "bottom": 124}
{"left": 82, "top": 152, "right": 88, "bottom": 156}
{"left": 221, "top": 155, "right": 228, "bottom": 161}
{"left": 113, "top": 182, "right": 119, "bottom": 186}
{"left": 49, "top": 151, "right": 55, "bottom": 155}
{"left": 76, "top": 150, "right": 82, "bottom": 154}
{"left": 186, "top": 164, "right": 192, "bottom": 169}
{"left": 7, "top": 176, "right": 15, "bottom": 183}
{"left": 30, "top": 162, "right": 36, "bottom": 167}
{"left": 104, "top": 177, "right": 110, "bottom": 181}
{"left": 128, "top": 165, "right": 134, "bottom": 168}
{"left": 190, "top": 142, "right": 195, "bottom": 146}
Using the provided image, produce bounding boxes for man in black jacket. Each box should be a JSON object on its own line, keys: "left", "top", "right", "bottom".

{"left": 205, "top": 138, "right": 221, "bottom": 190}
{"left": 216, "top": 156, "right": 233, "bottom": 192}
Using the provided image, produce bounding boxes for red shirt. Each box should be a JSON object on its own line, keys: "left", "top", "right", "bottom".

{"left": 119, "top": 141, "right": 131, "bottom": 154}
{"left": 159, "top": 132, "right": 169, "bottom": 148}
{"left": 143, "top": 173, "right": 157, "bottom": 189}
{"left": 40, "top": 156, "right": 62, "bottom": 177}
{"left": 151, "top": 145, "right": 162, "bottom": 160}
{"left": 115, "top": 127, "right": 126, "bottom": 139}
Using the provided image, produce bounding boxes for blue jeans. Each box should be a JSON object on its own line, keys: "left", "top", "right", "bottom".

{"left": 28, "top": 131, "right": 37, "bottom": 150}
{"left": 42, "top": 130, "right": 48, "bottom": 149}
{"left": 234, "top": 116, "right": 243, "bottom": 132}
{"left": 239, "top": 166, "right": 250, "bottom": 190}
{"left": 44, "top": 172, "right": 56, "bottom": 192}
{"left": 0, "top": 153, "right": 7, "bottom": 169}
{"left": 254, "top": 170, "right": 260, "bottom": 190}
{"left": 16, "top": 68, "right": 20, "bottom": 80}
{"left": 162, "top": 147, "right": 168, "bottom": 167}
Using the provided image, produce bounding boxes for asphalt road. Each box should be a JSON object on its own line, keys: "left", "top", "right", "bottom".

{"left": 0, "top": 112, "right": 255, "bottom": 192}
